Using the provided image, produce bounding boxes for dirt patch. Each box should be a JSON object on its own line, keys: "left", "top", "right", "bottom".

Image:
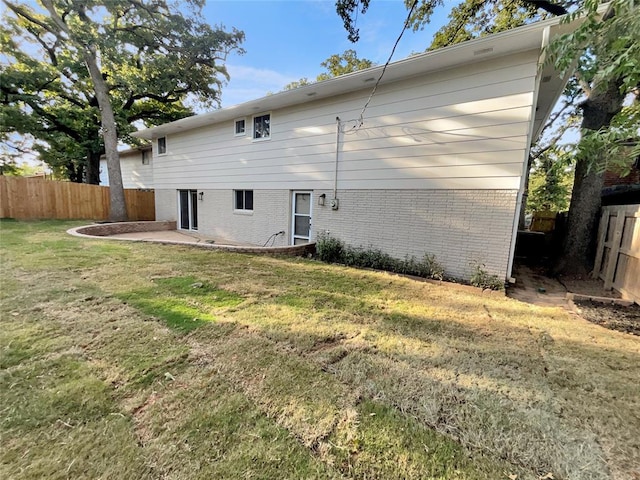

{"left": 574, "top": 300, "right": 640, "bottom": 336}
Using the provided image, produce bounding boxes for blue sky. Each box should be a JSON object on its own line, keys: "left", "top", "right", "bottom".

{"left": 202, "top": 0, "right": 450, "bottom": 106}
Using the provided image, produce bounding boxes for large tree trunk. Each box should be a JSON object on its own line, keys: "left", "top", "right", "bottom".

{"left": 42, "top": 0, "right": 127, "bottom": 221}
{"left": 518, "top": 154, "right": 533, "bottom": 230}
{"left": 66, "top": 162, "right": 83, "bottom": 183}
{"left": 82, "top": 54, "right": 127, "bottom": 220}
{"left": 557, "top": 79, "right": 624, "bottom": 275}
{"left": 86, "top": 150, "right": 101, "bottom": 185}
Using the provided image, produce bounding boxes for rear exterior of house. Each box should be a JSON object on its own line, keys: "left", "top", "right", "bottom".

{"left": 136, "top": 18, "right": 574, "bottom": 281}
{"left": 100, "top": 146, "right": 153, "bottom": 189}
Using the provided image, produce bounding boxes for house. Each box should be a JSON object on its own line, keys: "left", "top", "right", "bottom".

{"left": 133, "top": 17, "right": 577, "bottom": 281}
{"left": 99, "top": 145, "right": 153, "bottom": 188}
{"left": 602, "top": 159, "right": 640, "bottom": 206}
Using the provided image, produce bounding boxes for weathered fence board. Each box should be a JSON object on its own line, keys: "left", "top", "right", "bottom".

{"left": 593, "top": 204, "right": 640, "bottom": 304}
{"left": 0, "top": 176, "right": 155, "bottom": 221}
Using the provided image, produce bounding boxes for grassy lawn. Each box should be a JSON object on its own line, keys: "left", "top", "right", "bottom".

{"left": 1, "top": 220, "right": 638, "bottom": 480}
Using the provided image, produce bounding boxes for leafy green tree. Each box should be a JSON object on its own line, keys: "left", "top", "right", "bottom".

{"left": 283, "top": 49, "right": 373, "bottom": 90}
{"left": 316, "top": 49, "right": 373, "bottom": 81}
{"left": 546, "top": 0, "right": 639, "bottom": 273}
{"left": 336, "top": 0, "right": 569, "bottom": 43}
{"left": 1, "top": 0, "right": 243, "bottom": 220}
{"left": 526, "top": 148, "right": 574, "bottom": 213}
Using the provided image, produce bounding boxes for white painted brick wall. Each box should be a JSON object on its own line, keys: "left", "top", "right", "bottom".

{"left": 155, "top": 189, "right": 176, "bottom": 222}
{"left": 155, "top": 188, "right": 517, "bottom": 280}
{"left": 155, "top": 189, "right": 290, "bottom": 247}
{"left": 312, "top": 189, "right": 518, "bottom": 280}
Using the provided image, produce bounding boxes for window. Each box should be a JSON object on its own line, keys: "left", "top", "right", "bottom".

{"left": 234, "top": 190, "right": 253, "bottom": 211}
{"left": 253, "top": 114, "right": 270, "bottom": 140}
{"left": 235, "top": 119, "right": 246, "bottom": 136}
{"left": 157, "top": 136, "right": 167, "bottom": 155}
{"left": 141, "top": 150, "right": 150, "bottom": 165}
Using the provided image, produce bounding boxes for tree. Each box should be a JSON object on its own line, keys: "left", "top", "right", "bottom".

{"left": 316, "top": 49, "right": 373, "bottom": 81}
{"left": 526, "top": 148, "right": 574, "bottom": 213}
{"left": 336, "top": 0, "right": 571, "bottom": 43}
{"left": 1, "top": 1, "right": 244, "bottom": 220}
{"left": 283, "top": 50, "right": 373, "bottom": 90}
{"left": 546, "top": 0, "right": 639, "bottom": 274}
{"left": 336, "top": 0, "right": 639, "bottom": 274}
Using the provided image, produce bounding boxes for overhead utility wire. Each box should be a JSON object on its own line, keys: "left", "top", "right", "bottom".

{"left": 355, "top": 0, "right": 419, "bottom": 128}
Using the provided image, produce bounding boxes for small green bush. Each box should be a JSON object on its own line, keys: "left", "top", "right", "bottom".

{"left": 469, "top": 261, "right": 504, "bottom": 290}
{"left": 315, "top": 233, "right": 345, "bottom": 264}
{"left": 316, "top": 234, "right": 445, "bottom": 281}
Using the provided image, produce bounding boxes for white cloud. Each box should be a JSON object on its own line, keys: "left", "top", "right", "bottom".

{"left": 221, "top": 64, "right": 299, "bottom": 106}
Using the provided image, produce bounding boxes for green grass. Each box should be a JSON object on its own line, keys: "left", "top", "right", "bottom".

{"left": 117, "top": 276, "right": 244, "bottom": 332}
{"left": 1, "top": 220, "right": 639, "bottom": 480}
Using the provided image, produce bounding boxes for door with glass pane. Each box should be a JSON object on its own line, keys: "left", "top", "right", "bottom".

{"left": 178, "top": 189, "right": 198, "bottom": 231}
{"left": 291, "top": 191, "right": 312, "bottom": 245}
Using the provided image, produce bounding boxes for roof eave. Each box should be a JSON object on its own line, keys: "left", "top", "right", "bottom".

{"left": 133, "top": 15, "right": 573, "bottom": 141}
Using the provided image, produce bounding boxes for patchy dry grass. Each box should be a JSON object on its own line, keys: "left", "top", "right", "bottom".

{"left": 1, "top": 220, "right": 638, "bottom": 480}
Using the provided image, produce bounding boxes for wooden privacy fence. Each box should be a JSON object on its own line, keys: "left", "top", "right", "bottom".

{"left": 0, "top": 176, "right": 155, "bottom": 221}
{"left": 593, "top": 204, "right": 640, "bottom": 303}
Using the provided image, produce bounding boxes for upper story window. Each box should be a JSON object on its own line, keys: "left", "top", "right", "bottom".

{"left": 141, "top": 150, "right": 150, "bottom": 165}
{"left": 157, "top": 136, "right": 167, "bottom": 155}
{"left": 234, "top": 189, "right": 253, "bottom": 211}
{"left": 235, "top": 119, "right": 246, "bottom": 136}
{"left": 253, "top": 114, "right": 270, "bottom": 140}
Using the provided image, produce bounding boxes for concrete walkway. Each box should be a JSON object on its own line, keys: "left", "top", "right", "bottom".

{"left": 507, "top": 264, "right": 620, "bottom": 308}
{"left": 106, "top": 230, "right": 241, "bottom": 245}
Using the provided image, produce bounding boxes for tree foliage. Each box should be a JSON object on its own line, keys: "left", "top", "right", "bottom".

{"left": 283, "top": 49, "right": 373, "bottom": 91}
{"left": 1, "top": 0, "right": 244, "bottom": 184}
{"left": 429, "top": 0, "right": 575, "bottom": 49}
{"left": 547, "top": 0, "right": 640, "bottom": 174}
{"left": 317, "top": 49, "right": 374, "bottom": 81}
{"left": 526, "top": 148, "right": 574, "bottom": 213}
{"left": 336, "top": 0, "right": 574, "bottom": 43}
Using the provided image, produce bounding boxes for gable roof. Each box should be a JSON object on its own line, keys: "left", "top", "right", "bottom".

{"left": 133, "top": 15, "right": 578, "bottom": 142}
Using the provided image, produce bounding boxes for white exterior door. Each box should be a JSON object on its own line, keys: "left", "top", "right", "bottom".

{"left": 291, "top": 191, "right": 312, "bottom": 245}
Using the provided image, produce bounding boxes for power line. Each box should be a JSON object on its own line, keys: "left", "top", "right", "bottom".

{"left": 356, "top": 0, "right": 419, "bottom": 127}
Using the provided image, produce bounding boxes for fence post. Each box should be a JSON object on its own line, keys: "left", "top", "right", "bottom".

{"left": 592, "top": 207, "right": 610, "bottom": 279}
{"left": 603, "top": 207, "right": 626, "bottom": 290}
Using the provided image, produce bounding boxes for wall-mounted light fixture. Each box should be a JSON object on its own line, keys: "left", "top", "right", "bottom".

{"left": 318, "top": 193, "right": 326, "bottom": 206}
{"left": 198, "top": 192, "right": 204, "bottom": 201}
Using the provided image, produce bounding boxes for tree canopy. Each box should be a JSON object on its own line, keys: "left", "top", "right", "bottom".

{"left": 283, "top": 49, "right": 373, "bottom": 91}
{"left": 1, "top": 0, "right": 244, "bottom": 184}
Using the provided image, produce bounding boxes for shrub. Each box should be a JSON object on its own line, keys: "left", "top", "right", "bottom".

{"left": 316, "top": 233, "right": 345, "bottom": 263}
{"left": 315, "top": 235, "right": 445, "bottom": 281}
{"left": 469, "top": 261, "right": 504, "bottom": 290}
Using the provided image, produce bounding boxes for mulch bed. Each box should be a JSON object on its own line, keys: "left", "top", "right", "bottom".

{"left": 574, "top": 300, "right": 640, "bottom": 336}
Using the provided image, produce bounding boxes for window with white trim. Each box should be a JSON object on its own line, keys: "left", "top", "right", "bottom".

{"left": 141, "top": 150, "right": 150, "bottom": 165}
{"left": 253, "top": 114, "right": 270, "bottom": 140}
{"left": 234, "top": 190, "right": 253, "bottom": 211}
{"left": 157, "top": 136, "right": 167, "bottom": 155}
{"left": 235, "top": 119, "right": 246, "bottom": 136}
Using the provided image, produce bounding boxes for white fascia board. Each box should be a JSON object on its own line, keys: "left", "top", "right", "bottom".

{"left": 133, "top": 15, "right": 570, "bottom": 141}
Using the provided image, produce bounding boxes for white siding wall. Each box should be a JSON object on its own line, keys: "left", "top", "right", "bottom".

{"left": 100, "top": 154, "right": 154, "bottom": 188}
{"left": 153, "top": 51, "right": 538, "bottom": 191}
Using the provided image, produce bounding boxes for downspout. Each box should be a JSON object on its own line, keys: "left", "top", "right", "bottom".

{"left": 506, "top": 26, "right": 550, "bottom": 281}
{"left": 333, "top": 116, "right": 341, "bottom": 200}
